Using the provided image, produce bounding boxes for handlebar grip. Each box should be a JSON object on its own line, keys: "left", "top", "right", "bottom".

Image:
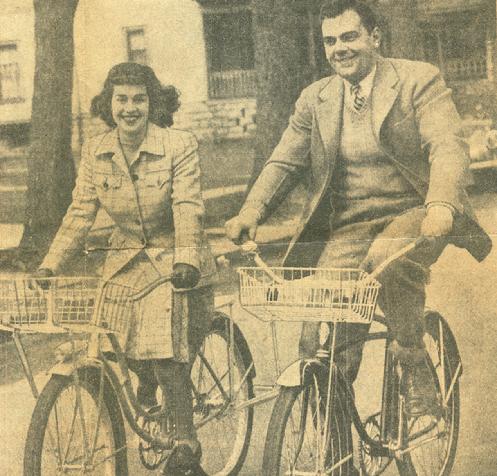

{"left": 240, "top": 240, "right": 258, "bottom": 254}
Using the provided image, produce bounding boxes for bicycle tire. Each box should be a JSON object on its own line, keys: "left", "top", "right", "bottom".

{"left": 396, "top": 312, "right": 460, "bottom": 476}
{"left": 23, "top": 368, "right": 128, "bottom": 476}
{"left": 262, "top": 371, "right": 353, "bottom": 476}
{"left": 192, "top": 313, "right": 254, "bottom": 476}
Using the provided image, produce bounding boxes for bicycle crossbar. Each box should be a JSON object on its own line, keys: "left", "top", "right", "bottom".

{"left": 234, "top": 387, "right": 279, "bottom": 411}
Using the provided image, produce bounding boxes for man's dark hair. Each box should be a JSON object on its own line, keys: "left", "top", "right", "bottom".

{"left": 91, "top": 62, "right": 180, "bottom": 128}
{"left": 320, "top": 0, "right": 379, "bottom": 33}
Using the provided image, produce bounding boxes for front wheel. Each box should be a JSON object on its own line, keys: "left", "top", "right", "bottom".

{"left": 262, "top": 369, "right": 353, "bottom": 476}
{"left": 24, "top": 368, "right": 128, "bottom": 475}
{"left": 396, "top": 312, "right": 461, "bottom": 476}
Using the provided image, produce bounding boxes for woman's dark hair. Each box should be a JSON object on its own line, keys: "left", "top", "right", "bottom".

{"left": 90, "top": 62, "right": 180, "bottom": 128}
{"left": 320, "top": 0, "right": 379, "bottom": 33}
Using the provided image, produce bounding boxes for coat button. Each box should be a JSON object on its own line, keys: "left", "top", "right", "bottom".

{"left": 141, "top": 238, "right": 147, "bottom": 245}
{"left": 134, "top": 219, "right": 141, "bottom": 226}
{"left": 131, "top": 173, "right": 139, "bottom": 182}
{"left": 156, "top": 254, "right": 162, "bottom": 262}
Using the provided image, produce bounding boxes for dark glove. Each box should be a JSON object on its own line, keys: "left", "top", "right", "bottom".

{"left": 171, "top": 264, "right": 200, "bottom": 289}
{"left": 32, "top": 268, "right": 54, "bottom": 290}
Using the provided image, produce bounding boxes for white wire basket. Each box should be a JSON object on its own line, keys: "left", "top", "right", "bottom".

{"left": 0, "top": 277, "right": 137, "bottom": 334}
{"left": 238, "top": 267, "right": 381, "bottom": 323}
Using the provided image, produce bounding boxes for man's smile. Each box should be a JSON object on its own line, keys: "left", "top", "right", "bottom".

{"left": 333, "top": 54, "right": 358, "bottom": 66}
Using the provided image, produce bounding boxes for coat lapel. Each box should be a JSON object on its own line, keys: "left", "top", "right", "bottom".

{"left": 95, "top": 128, "right": 129, "bottom": 175}
{"left": 316, "top": 76, "right": 344, "bottom": 160}
{"left": 371, "top": 57, "right": 400, "bottom": 140}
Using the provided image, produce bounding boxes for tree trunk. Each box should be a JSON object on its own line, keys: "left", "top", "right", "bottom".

{"left": 20, "top": 0, "right": 78, "bottom": 267}
{"left": 249, "top": 0, "right": 311, "bottom": 189}
{"left": 377, "top": 0, "right": 423, "bottom": 60}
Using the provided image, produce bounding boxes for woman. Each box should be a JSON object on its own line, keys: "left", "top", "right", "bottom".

{"left": 35, "top": 62, "right": 216, "bottom": 476}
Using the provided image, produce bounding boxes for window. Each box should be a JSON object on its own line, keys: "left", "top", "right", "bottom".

{"left": 0, "top": 42, "right": 22, "bottom": 103}
{"left": 203, "top": 9, "right": 256, "bottom": 98}
{"left": 420, "top": 11, "right": 487, "bottom": 81}
{"left": 126, "top": 28, "right": 147, "bottom": 65}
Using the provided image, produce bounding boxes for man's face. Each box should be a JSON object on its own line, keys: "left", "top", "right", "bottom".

{"left": 322, "top": 9, "right": 380, "bottom": 84}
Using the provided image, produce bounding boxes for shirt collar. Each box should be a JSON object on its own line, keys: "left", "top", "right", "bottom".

{"left": 345, "top": 63, "right": 377, "bottom": 100}
{"left": 95, "top": 122, "right": 165, "bottom": 157}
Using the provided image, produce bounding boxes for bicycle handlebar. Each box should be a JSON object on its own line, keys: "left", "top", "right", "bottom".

{"left": 239, "top": 236, "right": 430, "bottom": 281}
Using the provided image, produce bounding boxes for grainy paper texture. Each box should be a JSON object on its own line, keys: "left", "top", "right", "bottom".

{"left": 1, "top": 1, "right": 496, "bottom": 474}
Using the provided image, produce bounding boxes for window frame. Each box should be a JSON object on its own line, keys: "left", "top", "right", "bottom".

{"left": 123, "top": 26, "right": 148, "bottom": 65}
{"left": 202, "top": 6, "right": 256, "bottom": 99}
{"left": 0, "top": 40, "right": 24, "bottom": 104}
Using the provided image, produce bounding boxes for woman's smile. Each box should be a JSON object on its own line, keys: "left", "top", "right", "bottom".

{"left": 111, "top": 84, "right": 149, "bottom": 137}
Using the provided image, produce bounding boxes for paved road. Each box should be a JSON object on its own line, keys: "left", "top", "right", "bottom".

{"left": 1, "top": 191, "right": 497, "bottom": 475}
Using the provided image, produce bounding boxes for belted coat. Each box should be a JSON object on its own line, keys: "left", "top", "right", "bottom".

{"left": 243, "top": 57, "right": 492, "bottom": 267}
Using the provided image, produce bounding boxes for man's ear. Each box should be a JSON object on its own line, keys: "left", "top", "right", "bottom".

{"left": 372, "top": 27, "right": 381, "bottom": 49}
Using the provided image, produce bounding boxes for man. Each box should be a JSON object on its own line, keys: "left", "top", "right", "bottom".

{"left": 227, "top": 0, "right": 490, "bottom": 439}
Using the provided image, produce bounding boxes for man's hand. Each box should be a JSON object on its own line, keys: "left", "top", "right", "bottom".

{"left": 31, "top": 268, "right": 54, "bottom": 290}
{"left": 485, "top": 129, "right": 497, "bottom": 151}
{"left": 225, "top": 208, "right": 260, "bottom": 244}
{"left": 421, "top": 205, "right": 454, "bottom": 238}
{"left": 171, "top": 263, "right": 200, "bottom": 289}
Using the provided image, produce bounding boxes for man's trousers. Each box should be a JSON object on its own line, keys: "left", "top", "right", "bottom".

{"left": 298, "top": 206, "right": 447, "bottom": 382}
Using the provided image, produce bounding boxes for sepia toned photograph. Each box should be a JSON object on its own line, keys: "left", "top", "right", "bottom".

{"left": 0, "top": 0, "right": 496, "bottom": 474}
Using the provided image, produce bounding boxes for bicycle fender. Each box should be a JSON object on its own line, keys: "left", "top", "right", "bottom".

{"left": 277, "top": 358, "right": 331, "bottom": 388}
{"left": 49, "top": 357, "right": 100, "bottom": 377}
{"left": 425, "top": 310, "right": 462, "bottom": 374}
{"left": 276, "top": 360, "right": 303, "bottom": 387}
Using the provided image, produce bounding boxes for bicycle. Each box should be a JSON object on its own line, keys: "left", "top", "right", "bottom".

{"left": 234, "top": 238, "right": 461, "bottom": 476}
{"left": 0, "top": 274, "right": 255, "bottom": 475}
{"left": 0, "top": 237, "right": 461, "bottom": 476}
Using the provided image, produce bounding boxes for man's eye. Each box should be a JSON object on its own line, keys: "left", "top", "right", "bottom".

{"left": 324, "top": 38, "right": 336, "bottom": 47}
{"left": 342, "top": 33, "right": 359, "bottom": 42}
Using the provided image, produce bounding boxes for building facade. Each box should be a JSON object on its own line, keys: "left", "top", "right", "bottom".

{"left": 0, "top": 0, "right": 257, "bottom": 153}
{"left": 0, "top": 0, "right": 496, "bottom": 154}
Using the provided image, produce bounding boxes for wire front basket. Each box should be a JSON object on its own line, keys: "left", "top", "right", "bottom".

{"left": 0, "top": 277, "right": 137, "bottom": 335}
{"left": 238, "top": 267, "right": 380, "bottom": 323}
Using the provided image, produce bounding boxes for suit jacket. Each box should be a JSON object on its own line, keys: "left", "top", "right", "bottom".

{"left": 41, "top": 122, "right": 216, "bottom": 284}
{"left": 243, "top": 56, "right": 492, "bottom": 267}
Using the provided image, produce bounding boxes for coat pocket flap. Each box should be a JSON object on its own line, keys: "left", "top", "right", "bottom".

{"left": 95, "top": 173, "right": 122, "bottom": 189}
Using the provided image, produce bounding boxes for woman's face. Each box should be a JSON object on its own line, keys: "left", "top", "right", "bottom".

{"left": 111, "top": 84, "right": 149, "bottom": 136}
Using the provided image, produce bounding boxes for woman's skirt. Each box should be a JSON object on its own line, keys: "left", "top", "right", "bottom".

{"left": 109, "top": 251, "right": 214, "bottom": 362}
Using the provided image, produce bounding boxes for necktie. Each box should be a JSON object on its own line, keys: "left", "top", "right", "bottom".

{"left": 351, "top": 84, "right": 366, "bottom": 112}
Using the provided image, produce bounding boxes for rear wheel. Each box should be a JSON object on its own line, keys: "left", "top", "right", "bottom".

{"left": 24, "top": 368, "right": 127, "bottom": 475}
{"left": 192, "top": 314, "right": 254, "bottom": 475}
{"left": 396, "top": 313, "right": 460, "bottom": 475}
{"left": 262, "top": 369, "right": 352, "bottom": 475}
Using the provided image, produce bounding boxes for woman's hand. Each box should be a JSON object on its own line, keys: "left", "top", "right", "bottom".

{"left": 171, "top": 264, "right": 200, "bottom": 289}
